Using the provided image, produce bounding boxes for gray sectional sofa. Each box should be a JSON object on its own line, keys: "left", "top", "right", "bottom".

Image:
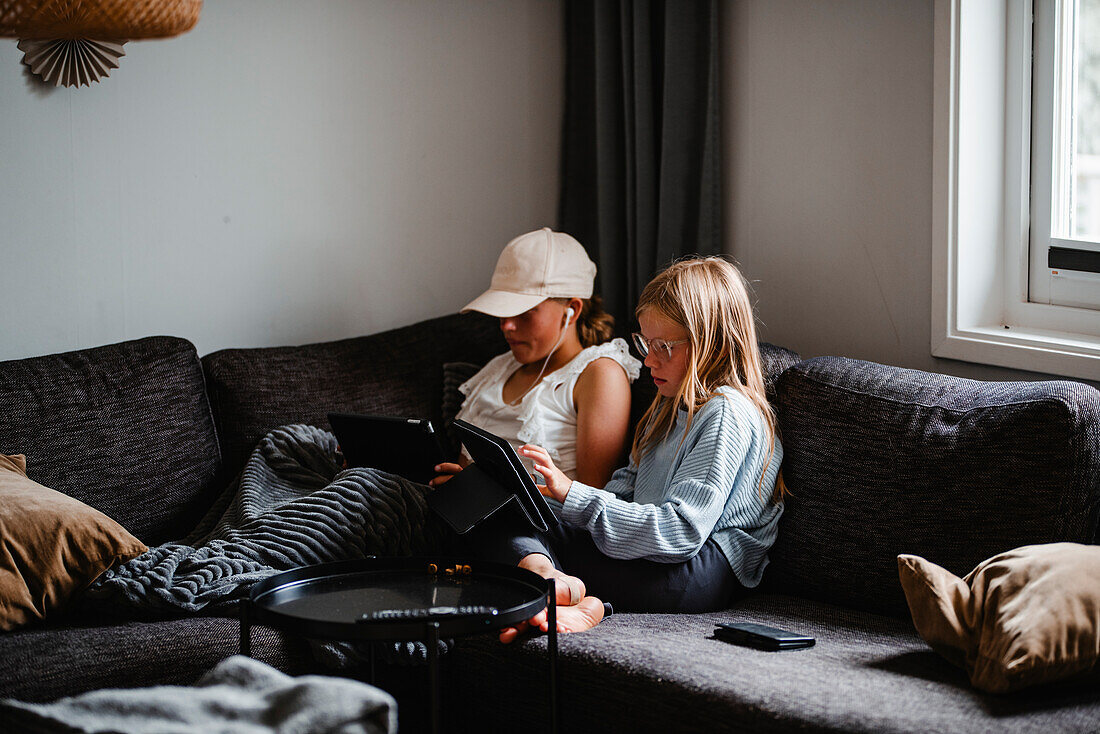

{"left": 1, "top": 312, "right": 1098, "bottom": 733}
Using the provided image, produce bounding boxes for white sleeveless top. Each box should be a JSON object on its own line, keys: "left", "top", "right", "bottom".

{"left": 454, "top": 338, "right": 641, "bottom": 479}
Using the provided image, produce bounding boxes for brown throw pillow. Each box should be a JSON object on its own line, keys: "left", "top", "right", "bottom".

{"left": 0, "top": 453, "right": 147, "bottom": 631}
{"left": 898, "top": 543, "right": 1100, "bottom": 693}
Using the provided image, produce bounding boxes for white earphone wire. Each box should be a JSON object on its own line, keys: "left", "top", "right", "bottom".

{"left": 507, "top": 306, "right": 574, "bottom": 406}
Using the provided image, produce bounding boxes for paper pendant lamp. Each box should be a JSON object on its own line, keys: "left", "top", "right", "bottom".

{"left": 17, "top": 38, "right": 124, "bottom": 87}
{"left": 1, "top": 1, "right": 202, "bottom": 87}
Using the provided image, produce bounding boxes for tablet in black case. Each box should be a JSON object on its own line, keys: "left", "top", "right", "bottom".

{"left": 427, "top": 419, "right": 556, "bottom": 535}
{"left": 328, "top": 413, "right": 446, "bottom": 486}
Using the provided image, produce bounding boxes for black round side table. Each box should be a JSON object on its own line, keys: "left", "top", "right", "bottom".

{"left": 241, "top": 557, "right": 558, "bottom": 734}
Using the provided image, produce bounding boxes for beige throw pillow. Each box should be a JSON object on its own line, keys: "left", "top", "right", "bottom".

{"left": 0, "top": 453, "right": 147, "bottom": 631}
{"left": 898, "top": 543, "right": 1100, "bottom": 693}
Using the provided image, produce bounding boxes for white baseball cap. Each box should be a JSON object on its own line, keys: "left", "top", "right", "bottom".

{"left": 462, "top": 228, "right": 597, "bottom": 318}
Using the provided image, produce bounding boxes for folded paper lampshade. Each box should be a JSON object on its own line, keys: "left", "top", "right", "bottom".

{"left": 0, "top": 0, "right": 202, "bottom": 87}
{"left": 0, "top": 0, "right": 202, "bottom": 39}
{"left": 17, "top": 37, "right": 125, "bottom": 87}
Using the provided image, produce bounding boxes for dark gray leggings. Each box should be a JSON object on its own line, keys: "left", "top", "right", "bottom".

{"left": 461, "top": 510, "right": 744, "bottom": 613}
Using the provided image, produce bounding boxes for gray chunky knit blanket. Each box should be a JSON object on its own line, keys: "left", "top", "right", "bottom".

{"left": 87, "top": 424, "right": 443, "bottom": 613}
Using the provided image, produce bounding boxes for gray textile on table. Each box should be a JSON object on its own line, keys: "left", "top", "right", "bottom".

{"left": 85, "top": 424, "right": 442, "bottom": 613}
{"left": 311, "top": 637, "right": 453, "bottom": 670}
{"left": 0, "top": 654, "right": 396, "bottom": 734}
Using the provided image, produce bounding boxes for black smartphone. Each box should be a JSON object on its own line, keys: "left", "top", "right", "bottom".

{"left": 714, "top": 622, "right": 815, "bottom": 651}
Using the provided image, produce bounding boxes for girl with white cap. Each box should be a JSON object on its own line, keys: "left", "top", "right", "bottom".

{"left": 431, "top": 227, "right": 641, "bottom": 609}
{"left": 433, "top": 227, "right": 640, "bottom": 490}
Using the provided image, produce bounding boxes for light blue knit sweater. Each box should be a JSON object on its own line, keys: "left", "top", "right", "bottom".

{"left": 559, "top": 386, "right": 784, "bottom": 587}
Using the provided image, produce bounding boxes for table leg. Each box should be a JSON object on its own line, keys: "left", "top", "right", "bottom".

{"left": 427, "top": 621, "right": 440, "bottom": 734}
{"left": 548, "top": 578, "right": 558, "bottom": 734}
{"left": 239, "top": 599, "right": 251, "bottom": 657}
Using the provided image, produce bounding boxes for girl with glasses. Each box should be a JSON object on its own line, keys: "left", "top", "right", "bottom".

{"left": 494, "top": 256, "right": 786, "bottom": 641}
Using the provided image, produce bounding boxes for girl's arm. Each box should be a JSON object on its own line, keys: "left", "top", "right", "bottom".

{"left": 526, "top": 444, "right": 637, "bottom": 502}
{"left": 558, "top": 400, "right": 758, "bottom": 563}
{"left": 572, "top": 357, "right": 633, "bottom": 487}
{"left": 602, "top": 462, "right": 637, "bottom": 500}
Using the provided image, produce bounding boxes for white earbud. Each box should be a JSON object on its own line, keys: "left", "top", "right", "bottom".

{"left": 508, "top": 305, "right": 576, "bottom": 407}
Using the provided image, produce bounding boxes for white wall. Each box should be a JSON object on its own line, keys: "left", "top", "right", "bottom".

{"left": 0, "top": 0, "right": 563, "bottom": 361}
{"left": 722, "top": 0, "right": 1092, "bottom": 385}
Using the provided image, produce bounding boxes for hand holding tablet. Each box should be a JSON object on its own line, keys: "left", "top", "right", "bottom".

{"left": 520, "top": 444, "right": 572, "bottom": 503}
{"left": 426, "top": 420, "right": 557, "bottom": 535}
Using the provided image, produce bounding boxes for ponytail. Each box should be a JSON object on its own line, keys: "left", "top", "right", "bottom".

{"left": 575, "top": 295, "right": 615, "bottom": 347}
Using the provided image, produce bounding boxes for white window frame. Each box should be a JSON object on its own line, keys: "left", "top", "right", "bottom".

{"left": 932, "top": 0, "right": 1100, "bottom": 381}
{"left": 1030, "top": 0, "right": 1100, "bottom": 311}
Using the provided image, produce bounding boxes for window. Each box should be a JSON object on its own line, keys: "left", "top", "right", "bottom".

{"left": 932, "top": 0, "right": 1100, "bottom": 381}
{"left": 1031, "top": 0, "right": 1100, "bottom": 311}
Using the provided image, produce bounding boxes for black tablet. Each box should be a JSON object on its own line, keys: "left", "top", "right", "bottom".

{"left": 451, "top": 419, "right": 556, "bottom": 532}
{"left": 327, "top": 413, "right": 446, "bottom": 485}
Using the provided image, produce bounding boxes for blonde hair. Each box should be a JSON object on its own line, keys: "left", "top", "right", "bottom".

{"left": 630, "top": 256, "right": 786, "bottom": 502}
{"left": 552, "top": 295, "right": 615, "bottom": 348}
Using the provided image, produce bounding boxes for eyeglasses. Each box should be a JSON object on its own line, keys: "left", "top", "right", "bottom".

{"left": 632, "top": 332, "right": 689, "bottom": 360}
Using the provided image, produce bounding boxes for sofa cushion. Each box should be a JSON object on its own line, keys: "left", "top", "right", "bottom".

{"left": 758, "top": 342, "right": 802, "bottom": 402}
{"left": 203, "top": 313, "right": 506, "bottom": 479}
{"left": 448, "top": 593, "right": 1100, "bottom": 733}
{"left": 0, "top": 336, "right": 223, "bottom": 544}
{"left": 0, "top": 615, "right": 316, "bottom": 704}
{"left": 767, "top": 357, "right": 1100, "bottom": 617}
{"left": 899, "top": 543, "right": 1100, "bottom": 693}
{"left": 0, "top": 454, "right": 147, "bottom": 630}
{"left": 440, "top": 361, "right": 481, "bottom": 458}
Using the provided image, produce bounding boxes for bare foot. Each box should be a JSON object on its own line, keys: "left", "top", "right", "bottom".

{"left": 498, "top": 619, "right": 533, "bottom": 644}
{"left": 499, "top": 596, "right": 605, "bottom": 644}
{"left": 518, "top": 553, "right": 585, "bottom": 606}
{"left": 544, "top": 596, "right": 605, "bottom": 633}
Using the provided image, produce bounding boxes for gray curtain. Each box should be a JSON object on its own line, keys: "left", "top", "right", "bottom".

{"left": 559, "top": 0, "right": 722, "bottom": 332}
